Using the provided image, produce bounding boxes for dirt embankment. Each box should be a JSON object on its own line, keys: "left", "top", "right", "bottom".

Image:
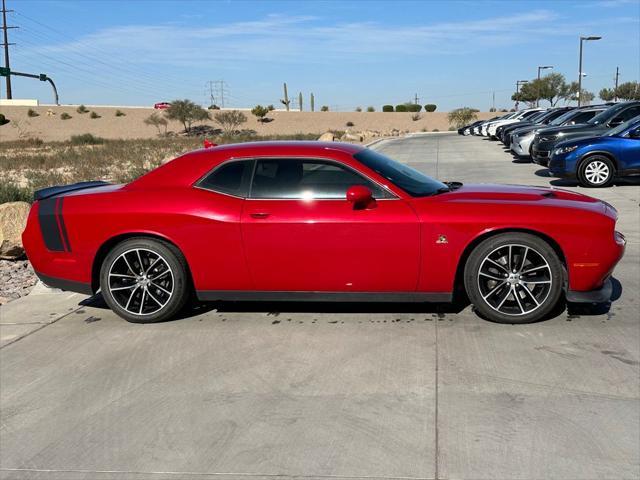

{"left": 0, "top": 106, "right": 498, "bottom": 142}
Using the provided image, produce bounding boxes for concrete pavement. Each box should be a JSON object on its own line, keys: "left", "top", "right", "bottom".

{"left": 1, "top": 133, "right": 638, "bottom": 480}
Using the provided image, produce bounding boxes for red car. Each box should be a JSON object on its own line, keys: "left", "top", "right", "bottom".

{"left": 22, "top": 142, "right": 625, "bottom": 324}
{"left": 153, "top": 102, "right": 171, "bottom": 110}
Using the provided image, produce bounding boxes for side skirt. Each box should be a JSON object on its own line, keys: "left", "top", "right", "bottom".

{"left": 196, "top": 290, "right": 452, "bottom": 303}
{"left": 34, "top": 271, "right": 94, "bottom": 296}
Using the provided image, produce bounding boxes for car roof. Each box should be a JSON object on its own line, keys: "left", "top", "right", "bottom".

{"left": 197, "top": 141, "right": 364, "bottom": 156}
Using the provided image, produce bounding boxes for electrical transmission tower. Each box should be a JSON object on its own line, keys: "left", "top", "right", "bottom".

{"left": 205, "top": 80, "right": 228, "bottom": 108}
{"left": 1, "top": 0, "right": 18, "bottom": 99}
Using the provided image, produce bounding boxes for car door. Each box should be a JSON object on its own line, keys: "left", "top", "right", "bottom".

{"left": 241, "top": 157, "right": 421, "bottom": 292}
{"left": 618, "top": 125, "right": 640, "bottom": 171}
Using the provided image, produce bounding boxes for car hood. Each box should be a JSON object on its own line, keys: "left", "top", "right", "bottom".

{"left": 554, "top": 135, "right": 609, "bottom": 149}
{"left": 511, "top": 125, "right": 540, "bottom": 136}
{"left": 427, "top": 183, "right": 613, "bottom": 217}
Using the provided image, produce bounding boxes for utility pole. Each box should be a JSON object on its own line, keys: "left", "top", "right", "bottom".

{"left": 1, "top": 0, "right": 17, "bottom": 99}
{"left": 614, "top": 66, "right": 620, "bottom": 102}
{"left": 414, "top": 93, "right": 419, "bottom": 105}
{"left": 491, "top": 91, "right": 495, "bottom": 111}
{"left": 205, "top": 81, "right": 216, "bottom": 107}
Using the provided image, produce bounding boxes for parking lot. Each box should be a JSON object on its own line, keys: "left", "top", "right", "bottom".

{"left": 1, "top": 133, "right": 638, "bottom": 480}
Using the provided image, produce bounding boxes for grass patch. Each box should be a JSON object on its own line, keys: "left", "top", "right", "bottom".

{"left": 69, "top": 133, "right": 105, "bottom": 145}
{"left": 0, "top": 133, "right": 322, "bottom": 203}
{"left": 0, "top": 183, "right": 33, "bottom": 204}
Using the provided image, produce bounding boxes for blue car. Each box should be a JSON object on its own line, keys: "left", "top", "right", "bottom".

{"left": 549, "top": 116, "right": 640, "bottom": 187}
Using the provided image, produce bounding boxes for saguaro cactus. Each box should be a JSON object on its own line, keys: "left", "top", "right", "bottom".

{"left": 298, "top": 92, "right": 303, "bottom": 112}
{"left": 280, "top": 83, "right": 290, "bottom": 111}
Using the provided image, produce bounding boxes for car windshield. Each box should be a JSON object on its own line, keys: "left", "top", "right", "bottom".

{"left": 354, "top": 149, "right": 448, "bottom": 197}
{"left": 608, "top": 116, "right": 640, "bottom": 136}
{"left": 525, "top": 111, "right": 547, "bottom": 123}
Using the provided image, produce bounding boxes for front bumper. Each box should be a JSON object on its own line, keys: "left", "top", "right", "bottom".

{"left": 567, "top": 278, "right": 613, "bottom": 303}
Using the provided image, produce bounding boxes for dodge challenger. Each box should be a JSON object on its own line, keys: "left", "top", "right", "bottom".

{"left": 22, "top": 141, "right": 625, "bottom": 324}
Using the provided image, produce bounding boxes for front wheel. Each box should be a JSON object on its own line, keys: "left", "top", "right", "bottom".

{"left": 578, "top": 155, "right": 615, "bottom": 188}
{"left": 100, "top": 237, "right": 190, "bottom": 323}
{"left": 464, "top": 233, "right": 564, "bottom": 324}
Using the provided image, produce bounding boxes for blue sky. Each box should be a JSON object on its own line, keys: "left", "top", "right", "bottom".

{"left": 3, "top": 0, "right": 639, "bottom": 110}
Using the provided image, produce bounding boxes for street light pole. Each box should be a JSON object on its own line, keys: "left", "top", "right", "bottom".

{"left": 515, "top": 80, "right": 528, "bottom": 111}
{"left": 536, "top": 65, "right": 553, "bottom": 107}
{"left": 578, "top": 36, "right": 601, "bottom": 107}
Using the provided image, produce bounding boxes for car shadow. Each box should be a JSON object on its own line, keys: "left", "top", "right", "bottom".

{"left": 78, "top": 278, "right": 623, "bottom": 323}
{"left": 549, "top": 177, "right": 640, "bottom": 188}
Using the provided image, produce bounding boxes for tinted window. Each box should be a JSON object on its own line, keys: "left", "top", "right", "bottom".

{"left": 520, "top": 110, "right": 542, "bottom": 119}
{"left": 199, "top": 160, "right": 252, "bottom": 197}
{"left": 354, "top": 149, "right": 448, "bottom": 197}
{"left": 569, "top": 110, "right": 600, "bottom": 124}
{"left": 250, "top": 159, "right": 388, "bottom": 199}
{"left": 610, "top": 106, "right": 640, "bottom": 124}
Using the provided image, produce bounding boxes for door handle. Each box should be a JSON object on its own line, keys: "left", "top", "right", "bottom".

{"left": 250, "top": 212, "right": 271, "bottom": 219}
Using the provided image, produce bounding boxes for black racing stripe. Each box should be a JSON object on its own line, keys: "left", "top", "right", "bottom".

{"left": 38, "top": 198, "right": 65, "bottom": 252}
{"left": 57, "top": 197, "right": 71, "bottom": 252}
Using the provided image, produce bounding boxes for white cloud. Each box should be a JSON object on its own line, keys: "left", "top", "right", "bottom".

{"left": 21, "top": 10, "right": 566, "bottom": 68}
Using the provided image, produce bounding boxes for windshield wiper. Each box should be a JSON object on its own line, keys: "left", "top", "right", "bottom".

{"left": 444, "top": 181, "right": 463, "bottom": 190}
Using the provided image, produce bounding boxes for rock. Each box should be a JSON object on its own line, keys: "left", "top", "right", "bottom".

{"left": 318, "top": 132, "right": 335, "bottom": 142}
{"left": 0, "top": 259, "right": 38, "bottom": 304}
{"left": 0, "top": 202, "right": 30, "bottom": 260}
{"left": 341, "top": 132, "right": 363, "bottom": 142}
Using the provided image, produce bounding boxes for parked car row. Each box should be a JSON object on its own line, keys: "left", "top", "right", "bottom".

{"left": 458, "top": 101, "right": 640, "bottom": 187}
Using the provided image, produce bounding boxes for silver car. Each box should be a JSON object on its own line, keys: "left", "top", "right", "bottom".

{"left": 510, "top": 130, "right": 537, "bottom": 157}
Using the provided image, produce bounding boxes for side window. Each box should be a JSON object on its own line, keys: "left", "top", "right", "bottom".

{"left": 250, "top": 159, "right": 389, "bottom": 199}
{"left": 611, "top": 107, "right": 640, "bottom": 124}
{"left": 572, "top": 111, "right": 598, "bottom": 124}
{"left": 198, "top": 160, "right": 253, "bottom": 197}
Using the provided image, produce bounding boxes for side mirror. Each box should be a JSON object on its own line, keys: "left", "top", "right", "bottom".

{"left": 628, "top": 129, "right": 640, "bottom": 139}
{"left": 346, "top": 185, "right": 375, "bottom": 209}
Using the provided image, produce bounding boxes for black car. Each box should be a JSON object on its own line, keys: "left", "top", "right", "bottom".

{"left": 500, "top": 107, "right": 574, "bottom": 145}
{"left": 531, "top": 101, "right": 640, "bottom": 166}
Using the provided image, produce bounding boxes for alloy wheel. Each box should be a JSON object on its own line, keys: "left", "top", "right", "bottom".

{"left": 107, "top": 248, "right": 174, "bottom": 316}
{"left": 477, "top": 244, "right": 552, "bottom": 316}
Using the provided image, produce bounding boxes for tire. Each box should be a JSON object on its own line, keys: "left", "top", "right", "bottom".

{"left": 100, "top": 237, "right": 190, "bottom": 323}
{"left": 464, "top": 233, "right": 564, "bottom": 324}
{"left": 578, "top": 155, "right": 615, "bottom": 188}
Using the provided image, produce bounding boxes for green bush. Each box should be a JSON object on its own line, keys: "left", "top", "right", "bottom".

{"left": 76, "top": 104, "right": 89, "bottom": 114}
{"left": 411, "top": 113, "right": 421, "bottom": 121}
{"left": 395, "top": 104, "right": 408, "bottom": 112}
{"left": 367, "top": 106, "right": 375, "bottom": 112}
{"left": 60, "top": 112, "right": 72, "bottom": 120}
{"left": 0, "top": 183, "right": 33, "bottom": 204}
{"left": 406, "top": 104, "right": 422, "bottom": 112}
{"left": 90, "top": 111, "right": 101, "bottom": 119}
{"left": 355, "top": 106, "right": 362, "bottom": 112}
{"left": 27, "top": 108, "right": 39, "bottom": 118}
{"left": 432, "top": 128, "right": 439, "bottom": 132}
{"left": 115, "top": 110, "right": 126, "bottom": 117}
{"left": 346, "top": 121, "right": 355, "bottom": 127}
{"left": 382, "top": 105, "right": 394, "bottom": 112}
{"left": 320, "top": 105, "right": 329, "bottom": 112}
{"left": 69, "top": 133, "right": 105, "bottom": 145}
{"left": 0, "top": 113, "right": 9, "bottom": 125}
{"left": 251, "top": 105, "right": 270, "bottom": 122}
{"left": 424, "top": 104, "right": 437, "bottom": 112}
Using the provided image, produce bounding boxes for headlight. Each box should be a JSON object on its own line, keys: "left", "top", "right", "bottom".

{"left": 554, "top": 145, "right": 578, "bottom": 155}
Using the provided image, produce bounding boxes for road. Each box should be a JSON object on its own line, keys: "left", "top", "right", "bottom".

{"left": 1, "top": 133, "right": 638, "bottom": 480}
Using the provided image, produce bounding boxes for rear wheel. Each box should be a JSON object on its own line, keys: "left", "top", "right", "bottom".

{"left": 464, "top": 233, "right": 564, "bottom": 324}
{"left": 100, "top": 237, "right": 189, "bottom": 323}
{"left": 578, "top": 155, "right": 615, "bottom": 188}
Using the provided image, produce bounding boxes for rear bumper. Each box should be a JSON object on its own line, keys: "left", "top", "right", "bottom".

{"left": 34, "top": 271, "right": 94, "bottom": 295}
{"left": 567, "top": 278, "right": 613, "bottom": 303}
